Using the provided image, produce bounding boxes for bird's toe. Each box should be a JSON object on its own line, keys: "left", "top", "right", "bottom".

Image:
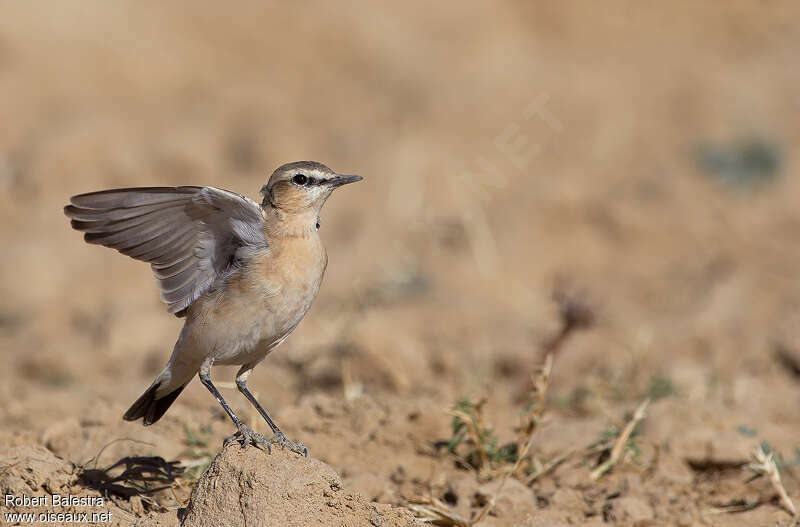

{"left": 268, "top": 431, "right": 307, "bottom": 456}
{"left": 225, "top": 425, "right": 272, "bottom": 453}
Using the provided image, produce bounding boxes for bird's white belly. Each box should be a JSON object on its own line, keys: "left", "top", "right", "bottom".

{"left": 210, "top": 316, "right": 295, "bottom": 365}
{"left": 192, "top": 313, "right": 283, "bottom": 366}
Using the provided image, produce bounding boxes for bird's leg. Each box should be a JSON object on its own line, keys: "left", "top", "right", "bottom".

{"left": 198, "top": 358, "right": 270, "bottom": 452}
{"left": 236, "top": 365, "right": 308, "bottom": 456}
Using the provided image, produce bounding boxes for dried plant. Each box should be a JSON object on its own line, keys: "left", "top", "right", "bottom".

{"left": 471, "top": 355, "right": 554, "bottom": 525}
{"left": 589, "top": 398, "right": 650, "bottom": 480}
{"left": 748, "top": 443, "right": 797, "bottom": 517}
{"left": 406, "top": 496, "right": 472, "bottom": 527}
{"left": 425, "top": 355, "right": 556, "bottom": 526}
{"left": 447, "top": 398, "right": 516, "bottom": 477}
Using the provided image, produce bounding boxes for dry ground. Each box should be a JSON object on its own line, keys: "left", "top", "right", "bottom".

{"left": 2, "top": 2, "right": 800, "bottom": 526}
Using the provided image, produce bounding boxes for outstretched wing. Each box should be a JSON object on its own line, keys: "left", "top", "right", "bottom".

{"left": 64, "top": 186, "right": 267, "bottom": 316}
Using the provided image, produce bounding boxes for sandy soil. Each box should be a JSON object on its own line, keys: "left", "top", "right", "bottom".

{"left": 2, "top": 2, "right": 800, "bottom": 526}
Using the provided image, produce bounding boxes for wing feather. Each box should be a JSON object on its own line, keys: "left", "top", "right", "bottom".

{"left": 69, "top": 204, "right": 190, "bottom": 233}
{"left": 69, "top": 187, "right": 198, "bottom": 209}
{"left": 64, "top": 201, "right": 190, "bottom": 222}
{"left": 151, "top": 257, "right": 196, "bottom": 280}
{"left": 150, "top": 258, "right": 194, "bottom": 280}
{"left": 125, "top": 228, "right": 196, "bottom": 262}
{"left": 158, "top": 264, "right": 200, "bottom": 294}
{"left": 64, "top": 186, "right": 267, "bottom": 316}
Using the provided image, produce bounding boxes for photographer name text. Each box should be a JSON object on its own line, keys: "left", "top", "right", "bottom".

{"left": 5, "top": 494, "right": 105, "bottom": 508}
{"left": 3, "top": 494, "right": 111, "bottom": 524}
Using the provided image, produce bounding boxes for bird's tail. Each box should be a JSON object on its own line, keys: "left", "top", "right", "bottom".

{"left": 123, "top": 381, "right": 187, "bottom": 426}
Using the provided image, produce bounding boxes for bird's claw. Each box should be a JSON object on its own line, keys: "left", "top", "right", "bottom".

{"left": 269, "top": 431, "right": 308, "bottom": 456}
{"left": 224, "top": 424, "right": 272, "bottom": 453}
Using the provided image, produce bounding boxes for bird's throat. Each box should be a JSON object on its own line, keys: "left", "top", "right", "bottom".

{"left": 263, "top": 205, "right": 319, "bottom": 239}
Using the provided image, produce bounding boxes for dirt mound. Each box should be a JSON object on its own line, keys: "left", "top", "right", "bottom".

{"left": 180, "top": 443, "right": 419, "bottom": 527}
{"left": 0, "top": 445, "right": 76, "bottom": 498}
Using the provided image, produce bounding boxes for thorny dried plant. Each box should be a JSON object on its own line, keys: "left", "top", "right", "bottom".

{"left": 418, "top": 290, "right": 595, "bottom": 525}
{"left": 443, "top": 287, "right": 590, "bottom": 478}
{"left": 748, "top": 443, "right": 797, "bottom": 517}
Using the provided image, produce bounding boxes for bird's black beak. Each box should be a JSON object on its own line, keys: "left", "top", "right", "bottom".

{"left": 328, "top": 174, "right": 363, "bottom": 188}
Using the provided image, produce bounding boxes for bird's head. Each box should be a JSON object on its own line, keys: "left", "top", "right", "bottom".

{"left": 261, "top": 161, "right": 362, "bottom": 214}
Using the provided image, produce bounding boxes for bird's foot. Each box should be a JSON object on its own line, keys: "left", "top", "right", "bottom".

{"left": 269, "top": 430, "right": 308, "bottom": 457}
{"left": 224, "top": 424, "right": 271, "bottom": 453}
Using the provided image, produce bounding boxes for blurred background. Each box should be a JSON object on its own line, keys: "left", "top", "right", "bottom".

{"left": 2, "top": 2, "right": 800, "bottom": 524}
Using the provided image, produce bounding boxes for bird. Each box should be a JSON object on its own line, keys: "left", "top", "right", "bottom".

{"left": 63, "top": 161, "right": 362, "bottom": 455}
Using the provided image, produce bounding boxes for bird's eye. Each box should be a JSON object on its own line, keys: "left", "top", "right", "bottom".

{"left": 292, "top": 174, "right": 308, "bottom": 185}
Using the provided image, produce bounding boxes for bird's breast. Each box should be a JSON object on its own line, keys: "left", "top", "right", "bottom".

{"left": 241, "top": 235, "right": 327, "bottom": 337}
{"left": 187, "top": 236, "right": 328, "bottom": 364}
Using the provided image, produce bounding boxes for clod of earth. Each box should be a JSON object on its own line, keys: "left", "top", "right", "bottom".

{"left": 179, "top": 443, "right": 420, "bottom": 527}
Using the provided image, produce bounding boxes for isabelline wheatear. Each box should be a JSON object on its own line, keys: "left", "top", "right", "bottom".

{"left": 64, "top": 161, "right": 362, "bottom": 455}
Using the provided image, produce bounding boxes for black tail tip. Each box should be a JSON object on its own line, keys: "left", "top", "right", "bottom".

{"left": 124, "top": 383, "right": 186, "bottom": 426}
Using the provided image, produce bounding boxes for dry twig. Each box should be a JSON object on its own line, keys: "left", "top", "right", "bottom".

{"left": 589, "top": 397, "right": 650, "bottom": 481}
{"left": 526, "top": 449, "right": 572, "bottom": 485}
{"left": 706, "top": 497, "right": 764, "bottom": 515}
{"left": 341, "top": 358, "right": 363, "bottom": 401}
